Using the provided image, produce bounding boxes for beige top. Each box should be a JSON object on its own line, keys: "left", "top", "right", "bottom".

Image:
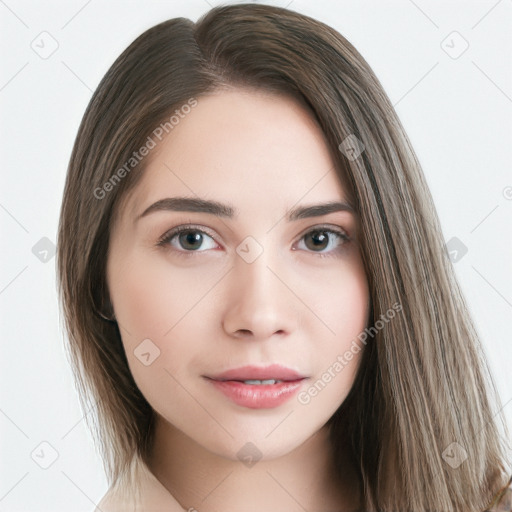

{"left": 95, "top": 460, "right": 512, "bottom": 512}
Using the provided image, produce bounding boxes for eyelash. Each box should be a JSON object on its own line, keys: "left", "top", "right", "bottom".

{"left": 156, "top": 224, "right": 350, "bottom": 259}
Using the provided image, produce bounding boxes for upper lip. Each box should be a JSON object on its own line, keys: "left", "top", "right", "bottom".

{"left": 206, "top": 364, "right": 307, "bottom": 382}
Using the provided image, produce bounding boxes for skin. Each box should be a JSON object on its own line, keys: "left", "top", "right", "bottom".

{"left": 104, "top": 88, "right": 370, "bottom": 511}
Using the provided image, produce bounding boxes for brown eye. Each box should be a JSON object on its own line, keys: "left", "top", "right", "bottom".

{"left": 304, "top": 230, "right": 330, "bottom": 251}
{"left": 177, "top": 231, "right": 204, "bottom": 251}
{"left": 296, "top": 227, "right": 350, "bottom": 257}
{"left": 157, "top": 225, "right": 218, "bottom": 253}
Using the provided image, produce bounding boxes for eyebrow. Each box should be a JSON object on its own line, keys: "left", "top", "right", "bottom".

{"left": 135, "top": 196, "right": 355, "bottom": 223}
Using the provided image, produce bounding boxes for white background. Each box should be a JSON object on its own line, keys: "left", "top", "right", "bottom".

{"left": 1, "top": 1, "right": 511, "bottom": 510}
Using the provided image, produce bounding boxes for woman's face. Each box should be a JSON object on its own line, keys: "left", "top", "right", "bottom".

{"left": 106, "top": 88, "right": 370, "bottom": 460}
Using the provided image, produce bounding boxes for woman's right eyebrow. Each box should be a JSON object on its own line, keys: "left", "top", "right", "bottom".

{"left": 136, "top": 196, "right": 235, "bottom": 222}
{"left": 134, "top": 196, "right": 355, "bottom": 224}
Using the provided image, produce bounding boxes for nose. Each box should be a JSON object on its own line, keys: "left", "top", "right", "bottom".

{"left": 221, "top": 248, "right": 298, "bottom": 341}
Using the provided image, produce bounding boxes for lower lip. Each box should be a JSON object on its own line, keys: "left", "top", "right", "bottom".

{"left": 206, "top": 378, "right": 306, "bottom": 409}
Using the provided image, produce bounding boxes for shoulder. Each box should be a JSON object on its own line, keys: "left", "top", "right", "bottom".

{"left": 92, "top": 459, "right": 185, "bottom": 512}
{"left": 94, "top": 490, "right": 127, "bottom": 512}
{"left": 486, "top": 476, "right": 512, "bottom": 512}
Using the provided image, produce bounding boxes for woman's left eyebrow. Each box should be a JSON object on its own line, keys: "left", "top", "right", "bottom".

{"left": 287, "top": 201, "right": 355, "bottom": 220}
{"left": 134, "top": 196, "right": 355, "bottom": 223}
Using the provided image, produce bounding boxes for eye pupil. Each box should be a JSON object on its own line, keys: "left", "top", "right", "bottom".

{"left": 180, "top": 231, "right": 203, "bottom": 250}
{"left": 305, "top": 231, "right": 329, "bottom": 251}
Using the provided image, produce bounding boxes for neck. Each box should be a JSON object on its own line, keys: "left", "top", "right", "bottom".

{"left": 146, "top": 414, "right": 360, "bottom": 511}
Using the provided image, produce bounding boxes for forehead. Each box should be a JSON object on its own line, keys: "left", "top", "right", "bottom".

{"left": 121, "top": 88, "right": 352, "bottom": 224}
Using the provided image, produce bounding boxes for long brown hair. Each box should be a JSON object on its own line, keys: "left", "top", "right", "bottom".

{"left": 56, "top": 3, "right": 510, "bottom": 510}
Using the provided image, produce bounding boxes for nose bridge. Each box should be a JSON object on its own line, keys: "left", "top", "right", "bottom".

{"left": 237, "top": 243, "right": 276, "bottom": 295}
{"left": 222, "top": 238, "right": 295, "bottom": 339}
{"left": 235, "top": 231, "right": 279, "bottom": 289}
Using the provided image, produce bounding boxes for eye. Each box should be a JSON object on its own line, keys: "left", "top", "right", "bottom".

{"left": 294, "top": 225, "right": 350, "bottom": 258}
{"left": 157, "top": 225, "right": 218, "bottom": 254}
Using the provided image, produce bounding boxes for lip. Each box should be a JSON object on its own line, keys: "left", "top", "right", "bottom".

{"left": 204, "top": 364, "right": 308, "bottom": 409}
{"left": 207, "top": 364, "right": 306, "bottom": 382}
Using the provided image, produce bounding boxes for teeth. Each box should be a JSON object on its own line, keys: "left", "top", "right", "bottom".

{"left": 243, "top": 379, "right": 282, "bottom": 385}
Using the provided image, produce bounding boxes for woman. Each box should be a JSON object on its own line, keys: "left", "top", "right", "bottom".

{"left": 56, "top": 3, "right": 511, "bottom": 511}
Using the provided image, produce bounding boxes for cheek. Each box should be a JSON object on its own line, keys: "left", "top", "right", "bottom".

{"left": 109, "top": 250, "right": 221, "bottom": 338}
{"left": 306, "top": 261, "right": 369, "bottom": 388}
{"left": 108, "top": 251, "right": 215, "bottom": 397}
{"left": 311, "top": 259, "right": 369, "bottom": 339}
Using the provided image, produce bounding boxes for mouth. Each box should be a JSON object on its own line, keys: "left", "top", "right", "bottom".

{"left": 203, "top": 364, "right": 308, "bottom": 409}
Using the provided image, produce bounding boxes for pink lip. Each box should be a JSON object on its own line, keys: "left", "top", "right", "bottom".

{"left": 207, "top": 364, "right": 306, "bottom": 382}
{"left": 204, "top": 364, "right": 308, "bottom": 409}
